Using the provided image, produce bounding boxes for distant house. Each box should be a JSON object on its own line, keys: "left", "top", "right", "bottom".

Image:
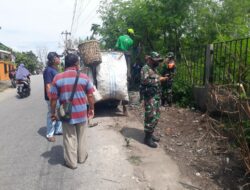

{"left": 0, "top": 50, "right": 16, "bottom": 81}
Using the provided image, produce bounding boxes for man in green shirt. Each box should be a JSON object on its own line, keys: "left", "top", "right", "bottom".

{"left": 115, "top": 28, "right": 134, "bottom": 80}
{"left": 115, "top": 29, "right": 134, "bottom": 52}
{"left": 115, "top": 28, "right": 135, "bottom": 115}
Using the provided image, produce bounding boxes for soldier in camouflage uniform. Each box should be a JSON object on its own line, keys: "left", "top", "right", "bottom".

{"left": 158, "top": 52, "right": 176, "bottom": 107}
{"left": 140, "top": 52, "right": 168, "bottom": 148}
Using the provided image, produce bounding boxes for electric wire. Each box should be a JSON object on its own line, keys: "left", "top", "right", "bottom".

{"left": 74, "top": 0, "right": 95, "bottom": 33}
{"left": 71, "top": 0, "right": 86, "bottom": 37}
{"left": 83, "top": 5, "right": 100, "bottom": 30}
{"left": 78, "top": 3, "right": 100, "bottom": 31}
{"left": 70, "top": 0, "right": 101, "bottom": 42}
{"left": 70, "top": 0, "right": 78, "bottom": 34}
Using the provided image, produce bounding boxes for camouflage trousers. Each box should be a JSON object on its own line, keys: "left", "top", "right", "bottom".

{"left": 144, "top": 96, "right": 160, "bottom": 133}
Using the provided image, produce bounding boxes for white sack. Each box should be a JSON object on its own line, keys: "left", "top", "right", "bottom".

{"left": 96, "top": 52, "right": 129, "bottom": 101}
{"left": 81, "top": 66, "right": 103, "bottom": 102}
{"left": 93, "top": 86, "right": 102, "bottom": 102}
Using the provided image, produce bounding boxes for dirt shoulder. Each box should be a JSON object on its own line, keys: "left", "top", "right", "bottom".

{"left": 0, "top": 80, "right": 11, "bottom": 92}
{"left": 129, "top": 104, "right": 250, "bottom": 190}
{"left": 94, "top": 105, "right": 193, "bottom": 190}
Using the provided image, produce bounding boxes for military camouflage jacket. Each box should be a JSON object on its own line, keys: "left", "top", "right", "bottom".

{"left": 140, "top": 64, "right": 161, "bottom": 99}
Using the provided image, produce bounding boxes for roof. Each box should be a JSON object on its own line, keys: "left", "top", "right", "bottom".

{"left": 0, "top": 49, "right": 11, "bottom": 54}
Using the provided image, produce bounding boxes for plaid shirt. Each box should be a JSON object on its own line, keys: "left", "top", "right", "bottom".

{"left": 50, "top": 67, "right": 94, "bottom": 124}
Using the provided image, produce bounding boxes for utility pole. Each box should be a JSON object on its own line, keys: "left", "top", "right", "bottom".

{"left": 61, "top": 30, "right": 71, "bottom": 51}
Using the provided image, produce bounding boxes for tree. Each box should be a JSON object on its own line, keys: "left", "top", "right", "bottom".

{"left": 15, "top": 51, "right": 40, "bottom": 73}
{"left": 90, "top": 24, "right": 100, "bottom": 40}
{"left": 215, "top": 0, "right": 250, "bottom": 41}
{"left": 97, "top": 0, "right": 250, "bottom": 56}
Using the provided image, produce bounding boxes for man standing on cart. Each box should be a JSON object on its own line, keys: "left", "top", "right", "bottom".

{"left": 115, "top": 28, "right": 135, "bottom": 115}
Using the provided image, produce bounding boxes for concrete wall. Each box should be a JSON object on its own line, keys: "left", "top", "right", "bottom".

{"left": 191, "top": 45, "right": 213, "bottom": 111}
{"left": 193, "top": 86, "right": 208, "bottom": 111}
{"left": 0, "top": 61, "right": 15, "bottom": 81}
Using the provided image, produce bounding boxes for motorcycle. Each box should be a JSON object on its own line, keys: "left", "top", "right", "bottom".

{"left": 16, "top": 79, "right": 31, "bottom": 98}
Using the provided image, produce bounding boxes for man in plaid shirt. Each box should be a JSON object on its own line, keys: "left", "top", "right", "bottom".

{"left": 50, "top": 53, "right": 95, "bottom": 169}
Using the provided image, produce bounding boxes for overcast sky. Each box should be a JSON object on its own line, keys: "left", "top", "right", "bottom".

{"left": 0, "top": 0, "right": 102, "bottom": 54}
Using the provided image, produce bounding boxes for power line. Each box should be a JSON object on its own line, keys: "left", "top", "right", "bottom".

{"left": 74, "top": 0, "right": 95, "bottom": 34}
{"left": 70, "top": 0, "right": 78, "bottom": 34}
{"left": 78, "top": 3, "right": 100, "bottom": 31}
{"left": 70, "top": 0, "right": 101, "bottom": 41}
{"left": 71, "top": 0, "right": 87, "bottom": 37}
{"left": 82, "top": 5, "right": 100, "bottom": 30}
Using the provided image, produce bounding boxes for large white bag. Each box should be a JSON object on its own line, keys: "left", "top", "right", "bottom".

{"left": 96, "top": 52, "right": 129, "bottom": 101}
{"left": 81, "top": 66, "right": 102, "bottom": 102}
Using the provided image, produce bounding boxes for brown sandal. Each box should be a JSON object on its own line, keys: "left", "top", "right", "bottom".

{"left": 78, "top": 153, "right": 88, "bottom": 164}
{"left": 47, "top": 136, "right": 55, "bottom": 142}
{"left": 63, "top": 162, "right": 77, "bottom": 169}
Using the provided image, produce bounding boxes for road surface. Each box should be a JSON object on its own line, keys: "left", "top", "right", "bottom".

{"left": 0, "top": 75, "right": 190, "bottom": 190}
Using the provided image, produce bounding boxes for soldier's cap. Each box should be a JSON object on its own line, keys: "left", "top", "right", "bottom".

{"left": 47, "top": 52, "right": 62, "bottom": 62}
{"left": 149, "top": 51, "right": 163, "bottom": 62}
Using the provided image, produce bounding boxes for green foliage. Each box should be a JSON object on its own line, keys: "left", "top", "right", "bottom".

{"left": 242, "top": 120, "right": 250, "bottom": 144}
{"left": 215, "top": 0, "right": 250, "bottom": 41}
{"left": 15, "top": 51, "right": 39, "bottom": 73}
{"left": 96, "top": 0, "right": 250, "bottom": 106}
{"left": 97, "top": 0, "right": 250, "bottom": 51}
{"left": 172, "top": 79, "right": 194, "bottom": 107}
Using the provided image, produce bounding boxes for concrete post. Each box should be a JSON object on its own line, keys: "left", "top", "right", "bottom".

{"left": 204, "top": 44, "right": 213, "bottom": 87}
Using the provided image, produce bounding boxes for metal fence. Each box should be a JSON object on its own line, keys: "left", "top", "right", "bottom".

{"left": 177, "top": 45, "right": 207, "bottom": 86}
{"left": 177, "top": 37, "right": 250, "bottom": 96}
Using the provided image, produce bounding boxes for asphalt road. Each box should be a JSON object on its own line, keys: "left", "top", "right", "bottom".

{"left": 0, "top": 75, "right": 141, "bottom": 190}
{"left": 0, "top": 75, "right": 189, "bottom": 190}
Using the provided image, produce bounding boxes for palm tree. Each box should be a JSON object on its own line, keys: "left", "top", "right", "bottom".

{"left": 90, "top": 24, "right": 100, "bottom": 40}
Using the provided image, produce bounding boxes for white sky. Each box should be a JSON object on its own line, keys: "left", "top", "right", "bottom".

{"left": 0, "top": 0, "right": 102, "bottom": 54}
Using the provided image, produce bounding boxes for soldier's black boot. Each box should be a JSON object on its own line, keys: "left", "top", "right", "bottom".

{"left": 152, "top": 134, "right": 160, "bottom": 142}
{"left": 161, "top": 98, "right": 165, "bottom": 107}
{"left": 144, "top": 132, "right": 157, "bottom": 148}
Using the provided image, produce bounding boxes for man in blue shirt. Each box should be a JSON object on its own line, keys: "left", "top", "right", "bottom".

{"left": 43, "top": 52, "right": 62, "bottom": 142}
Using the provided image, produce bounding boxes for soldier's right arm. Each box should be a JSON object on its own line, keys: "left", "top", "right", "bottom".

{"left": 140, "top": 66, "right": 151, "bottom": 86}
{"left": 141, "top": 67, "right": 160, "bottom": 86}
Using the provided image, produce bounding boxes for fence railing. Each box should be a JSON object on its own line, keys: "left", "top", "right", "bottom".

{"left": 177, "top": 38, "right": 250, "bottom": 96}
{"left": 177, "top": 45, "right": 206, "bottom": 86}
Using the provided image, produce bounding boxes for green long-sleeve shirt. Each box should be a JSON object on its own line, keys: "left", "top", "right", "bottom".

{"left": 115, "top": 35, "right": 134, "bottom": 51}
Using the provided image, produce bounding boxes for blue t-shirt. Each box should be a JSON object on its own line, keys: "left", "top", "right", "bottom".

{"left": 43, "top": 66, "right": 58, "bottom": 101}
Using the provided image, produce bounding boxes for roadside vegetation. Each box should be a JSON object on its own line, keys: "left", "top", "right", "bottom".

{"left": 94, "top": 0, "right": 250, "bottom": 177}
{"left": 1, "top": 43, "right": 43, "bottom": 74}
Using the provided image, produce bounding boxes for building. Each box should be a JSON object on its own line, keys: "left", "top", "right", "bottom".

{"left": 0, "top": 50, "right": 16, "bottom": 80}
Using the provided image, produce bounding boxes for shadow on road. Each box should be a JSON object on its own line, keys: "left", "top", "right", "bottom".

{"left": 41, "top": 145, "right": 64, "bottom": 165}
{"left": 37, "top": 126, "right": 47, "bottom": 138}
{"left": 95, "top": 104, "right": 125, "bottom": 118}
{"left": 120, "top": 127, "right": 144, "bottom": 144}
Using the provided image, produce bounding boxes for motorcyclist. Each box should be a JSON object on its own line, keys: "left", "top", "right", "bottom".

{"left": 15, "top": 63, "right": 31, "bottom": 88}
{"left": 159, "top": 52, "right": 176, "bottom": 107}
